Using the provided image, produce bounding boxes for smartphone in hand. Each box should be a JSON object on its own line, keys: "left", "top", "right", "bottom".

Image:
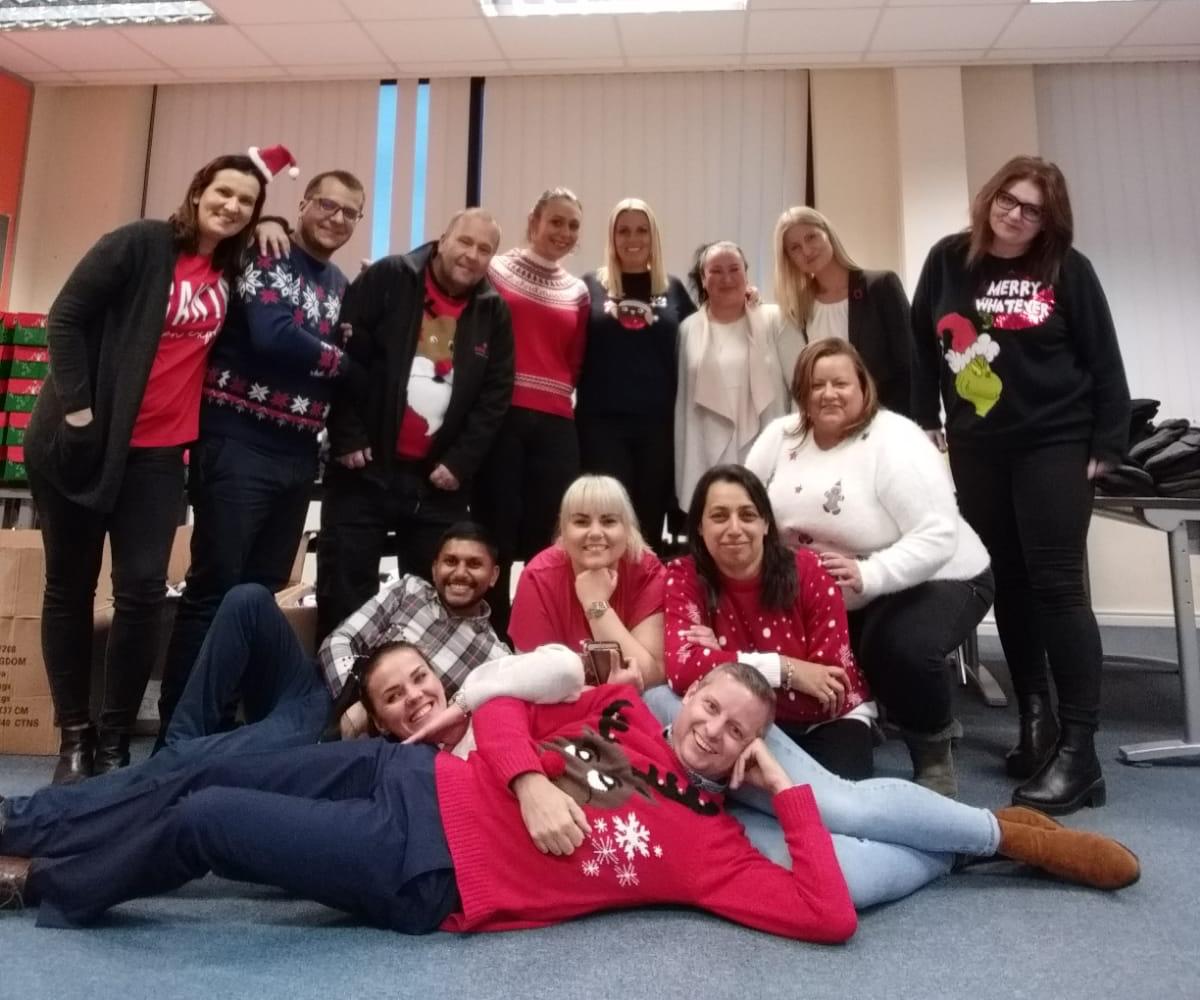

{"left": 582, "top": 641, "right": 622, "bottom": 685}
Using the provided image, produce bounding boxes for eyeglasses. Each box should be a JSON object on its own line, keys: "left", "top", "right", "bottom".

{"left": 308, "top": 197, "right": 364, "bottom": 224}
{"left": 994, "top": 190, "right": 1043, "bottom": 225}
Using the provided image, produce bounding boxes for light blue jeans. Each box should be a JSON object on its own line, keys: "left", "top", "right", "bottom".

{"left": 642, "top": 687, "right": 1001, "bottom": 909}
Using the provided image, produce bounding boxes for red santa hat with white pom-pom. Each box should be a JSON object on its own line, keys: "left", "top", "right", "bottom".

{"left": 248, "top": 144, "right": 300, "bottom": 183}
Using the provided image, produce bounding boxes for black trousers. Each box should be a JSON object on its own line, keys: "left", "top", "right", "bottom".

{"left": 779, "top": 718, "right": 874, "bottom": 781}
{"left": 28, "top": 447, "right": 185, "bottom": 731}
{"left": 471, "top": 407, "right": 580, "bottom": 640}
{"left": 316, "top": 461, "right": 468, "bottom": 641}
{"left": 578, "top": 411, "right": 673, "bottom": 553}
{"left": 949, "top": 441, "right": 1102, "bottom": 727}
{"left": 850, "top": 569, "right": 994, "bottom": 735}
{"left": 158, "top": 434, "right": 316, "bottom": 734}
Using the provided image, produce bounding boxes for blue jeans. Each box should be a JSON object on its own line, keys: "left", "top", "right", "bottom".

{"left": 3, "top": 585, "right": 331, "bottom": 833}
{"left": 642, "top": 687, "right": 1001, "bottom": 909}
{"left": 159, "top": 434, "right": 318, "bottom": 734}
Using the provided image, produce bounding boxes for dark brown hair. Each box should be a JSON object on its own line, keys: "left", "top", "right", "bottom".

{"left": 967, "top": 155, "right": 1074, "bottom": 284}
{"left": 169, "top": 153, "right": 267, "bottom": 279}
{"left": 685, "top": 464, "right": 797, "bottom": 615}
{"left": 788, "top": 338, "right": 880, "bottom": 441}
{"left": 303, "top": 169, "right": 365, "bottom": 200}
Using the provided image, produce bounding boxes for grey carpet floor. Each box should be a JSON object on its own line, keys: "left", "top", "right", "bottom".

{"left": 2, "top": 662, "right": 1198, "bottom": 1000}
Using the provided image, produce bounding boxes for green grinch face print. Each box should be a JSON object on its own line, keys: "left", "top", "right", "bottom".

{"left": 940, "top": 313, "right": 1003, "bottom": 418}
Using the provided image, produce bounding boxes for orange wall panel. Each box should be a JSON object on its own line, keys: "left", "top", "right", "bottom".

{"left": 0, "top": 73, "right": 33, "bottom": 310}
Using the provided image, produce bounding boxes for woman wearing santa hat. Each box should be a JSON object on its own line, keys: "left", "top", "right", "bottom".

{"left": 23, "top": 146, "right": 286, "bottom": 785}
{"left": 911, "top": 155, "right": 1130, "bottom": 815}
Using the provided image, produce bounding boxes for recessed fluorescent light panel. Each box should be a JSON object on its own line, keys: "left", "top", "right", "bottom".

{"left": 482, "top": 0, "right": 746, "bottom": 16}
{"left": 0, "top": 0, "right": 217, "bottom": 31}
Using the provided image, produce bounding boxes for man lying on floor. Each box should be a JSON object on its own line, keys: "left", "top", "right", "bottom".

{"left": 1, "top": 661, "right": 1139, "bottom": 937}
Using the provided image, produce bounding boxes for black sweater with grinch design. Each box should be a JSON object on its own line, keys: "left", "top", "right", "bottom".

{"left": 912, "top": 234, "right": 1130, "bottom": 464}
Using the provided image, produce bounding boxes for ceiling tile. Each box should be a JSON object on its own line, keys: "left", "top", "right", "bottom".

{"left": 398, "top": 60, "right": 513, "bottom": 75}
{"left": 506, "top": 56, "right": 627, "bottom": 72}
{"left": 208, "top": 0, "right": 352, "bottom": 25}
{"left": 618, "top": 12, "right": 746, "bottom": 57}
{"left": 240, "top": 22, "right": 386, "bottom": 65}
{"left": 368, "top": 18, "right": 503, "bottom": 62}
{"left": 20, "top": 72, "right": 82, "bottom": 84}
{"left": 0, "top": 35, "right": 58, "bottom": 74}
{"left": 747, "top": 8, "right": 879, "bottom": 54}
{"left": 488, "top": 14, "right": 622, "bottom": 59}
{"left": 750, "top": 0, "right": 880, "bottom": 8}
{"left": 343, "top": 0, "right": 482, "bottom": 17}
{"left": 985, "top": 46, "right": 1112, "bottom": 61}
{"left": 865, "top": 48, "right": 987, "bottom": 64}
{"left": 625, "top": 53, "right": 745, "bottom": 69}
{"left": 1122, "top": 1, "right": 1200, "bottom": 46}
{"left": 872, "top": 5, "right": 1013, "bottom": 52}
{"left": 745, "top": 51, "right": 865, "bottom": 66}
{"left": 994, "top": 2, "right": 1156, "bottom": 49}
{"left": 120, "top": 25, "right": 274, "bottom": 68}
{"left": 282, "top": 63, "right": 396, "bottom": 78}
{"left": 74, "top": 68, "right": 183, "bottom": 83}
{"left": 11, "top": 28, "right": 166, "bottom": 71}
{"left": 887, "top": 0, "right": 1020, "bottom": 6}
{"left": 177, "top": 66, "right": 289, "bottom": 80}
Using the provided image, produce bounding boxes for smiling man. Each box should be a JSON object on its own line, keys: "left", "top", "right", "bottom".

{"left": 317, "top": 208, "right": 515, "bottom": 641}
{"left": 157, "top": 169, "right": 368, "bottom": 745}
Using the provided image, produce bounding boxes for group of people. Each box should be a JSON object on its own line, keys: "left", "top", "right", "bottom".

{"left": 0, "top": 142, "right": 1137, "bottom": 939}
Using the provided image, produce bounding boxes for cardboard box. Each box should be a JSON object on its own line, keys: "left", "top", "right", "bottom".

{"left": 275, "top": 583, "right": 317, "bottom": 657}
{"left": 0, "top": 531, "right": 112, "bottom": 755}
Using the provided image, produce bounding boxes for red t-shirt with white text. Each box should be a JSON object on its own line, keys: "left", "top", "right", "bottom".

{"left": 131, "top": 254, "right": 228, "bottom": 447}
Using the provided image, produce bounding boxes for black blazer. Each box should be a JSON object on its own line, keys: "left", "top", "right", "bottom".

{"left": 841, "top": 269, "right": 915, "bottom": 418}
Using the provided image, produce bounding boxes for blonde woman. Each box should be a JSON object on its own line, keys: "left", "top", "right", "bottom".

{"left": 508, "top": 474, "right": 665, "bottom": 688}
{"left": 675, "top": 241, "right": 802, "bottom": 507}
{"left": 472, "top": 188, "right": 590, "bottom": 641}
{"left": 774, "top": 206, "right": 914, "bottom": 417}
{"left": 578, "top": 198, "right": 696, "bottom": 552}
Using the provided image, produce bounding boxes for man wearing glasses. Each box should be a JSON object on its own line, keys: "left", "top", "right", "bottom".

{"left": 157, "top": 170, "right": 368, "bottom": 740}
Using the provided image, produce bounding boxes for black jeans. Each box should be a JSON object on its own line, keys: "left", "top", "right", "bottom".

{"left": 949, "top": 441, "right": 1102, "bottom": 727}
{"left": 158, "top": 434, "right": 316, "bottom": 734}
{"left": 578, "top": 411, "right": 673, "bottom": 554}
{"left": 471, "top": 407, "right": 580, "bottom": 641}
{"left": 29, "top": 447, "right": 185, "bottom": 732}
{"left": 316, "top": 461, "right": 468, "bottom": 641}
{"left": 779, "top": 718, "right": 874, "bottom": 781}
{"left": 850, "top": 569, "right": 995, "bottom": 735}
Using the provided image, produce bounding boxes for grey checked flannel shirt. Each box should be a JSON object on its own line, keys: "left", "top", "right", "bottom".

{"left": 318, "top": 575, "right": 509, "bottom": 696}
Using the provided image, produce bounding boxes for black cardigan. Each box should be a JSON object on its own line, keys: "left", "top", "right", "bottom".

{"left": 326, "top": 242, "right": 515, "bottom": 486}
{"left": 25, "top": 220, "right": 180, "bottom": 512}
{"left": 842, "top": 269, "right": 915, "bottom": 419}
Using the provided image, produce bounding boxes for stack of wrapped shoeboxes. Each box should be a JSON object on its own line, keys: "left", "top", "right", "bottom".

{"left": 0, "top": 312, "right": 47, "bottom": 482}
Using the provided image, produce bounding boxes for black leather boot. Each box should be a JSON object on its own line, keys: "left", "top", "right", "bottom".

{"left": 51, "top": 724, "right": 96, "bottom": 786}
{"left": 1011, "top": 721, "right": 1105, "bottom": 816}
{"left": 1005, "top": 692, "right": 1059, "bottom": 779}
{"left": 92, "top": 730, "right": 131, "bottom": 776}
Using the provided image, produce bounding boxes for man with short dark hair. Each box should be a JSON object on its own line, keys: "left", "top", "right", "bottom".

{"left": 316, "top": 208, "right": 514, "bottom": 640}
{"left": 156, "top": 169, "right": 368, "bottom": 745}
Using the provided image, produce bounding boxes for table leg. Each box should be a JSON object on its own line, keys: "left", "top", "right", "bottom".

{"left": 1118, "top": 522, "right": 1200, "bottom": 764}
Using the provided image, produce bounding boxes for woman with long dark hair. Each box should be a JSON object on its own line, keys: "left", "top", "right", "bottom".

{"left": 664, "top": 464, "right": 875, "bottom": 779}
{"left": 912, "top": 155, "right": 1131, "bottom": 814}
{"left": 24, "top": 147, "right": 275, "bottom": 783}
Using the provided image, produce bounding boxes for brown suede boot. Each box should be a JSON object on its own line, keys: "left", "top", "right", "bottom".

{"left": 993, "top": 813, "right": 1140, "bottom": 890}
{"left": 993, "top": 805, "right": 1063, "bottom": 831}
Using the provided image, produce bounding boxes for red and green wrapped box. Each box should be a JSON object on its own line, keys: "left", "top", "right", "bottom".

{"left": 10, "top": 346, "right": 48, "bottom": 380}
{"left": 4, "top": 411, "right": 30, "bottom": 445}
{"left": 9, "top": 313, "right": 48, "bottom": 347}
{"left": 2, "top": 377, "right": 42, "bottom": 413}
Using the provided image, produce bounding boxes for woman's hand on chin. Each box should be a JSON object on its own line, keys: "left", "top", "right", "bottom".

{"left": 575, "top": 567, "right": 618, "bottom": 606}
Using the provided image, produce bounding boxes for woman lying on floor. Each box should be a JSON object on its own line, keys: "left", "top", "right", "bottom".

{"left": 3, "top": 602, "right": 1140, "bottom": 925}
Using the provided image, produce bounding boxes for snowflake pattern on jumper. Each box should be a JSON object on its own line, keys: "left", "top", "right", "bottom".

{"left": 578, "top": 809, "right": 662, "bottom": 891}
{"left": 613, "top": 812, "right": 651, "bottom": 860}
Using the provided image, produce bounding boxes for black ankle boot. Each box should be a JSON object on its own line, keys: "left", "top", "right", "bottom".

{"left": 1005, "top": 692, "right": 1059, "bottom": 779}
{"left": 51, "top": 724, "right": 96, "bottom": 786}
{"left": 92, "top": 730, "right": 131, "bottom": 776}
{"left": 1011, "top": 721, "right": 1105, "bottom": 816}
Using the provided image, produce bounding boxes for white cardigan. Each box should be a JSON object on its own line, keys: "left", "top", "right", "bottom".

{"left": 675, "top": 303, "right": 803, "bottom": 506}
{"left": 744, "top": 409, "right": 990, "bottom": 610}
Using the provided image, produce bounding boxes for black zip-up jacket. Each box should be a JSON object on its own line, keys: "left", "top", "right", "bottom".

{"left": 326, "top": 242, "right": 514, "bottom": 486}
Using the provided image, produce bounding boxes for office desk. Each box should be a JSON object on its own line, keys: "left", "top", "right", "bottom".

{"left": 1093, "top": 496, "right": 1200, "bottom": 764}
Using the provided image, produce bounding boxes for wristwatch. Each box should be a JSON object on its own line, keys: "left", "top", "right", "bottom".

{"left": 585, "top": 600, "right": 611, "bottom": 620}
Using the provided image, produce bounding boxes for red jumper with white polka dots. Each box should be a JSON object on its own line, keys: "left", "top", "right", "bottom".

{"left": 663, "top": 550, "right": 871, "bottom": 726}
